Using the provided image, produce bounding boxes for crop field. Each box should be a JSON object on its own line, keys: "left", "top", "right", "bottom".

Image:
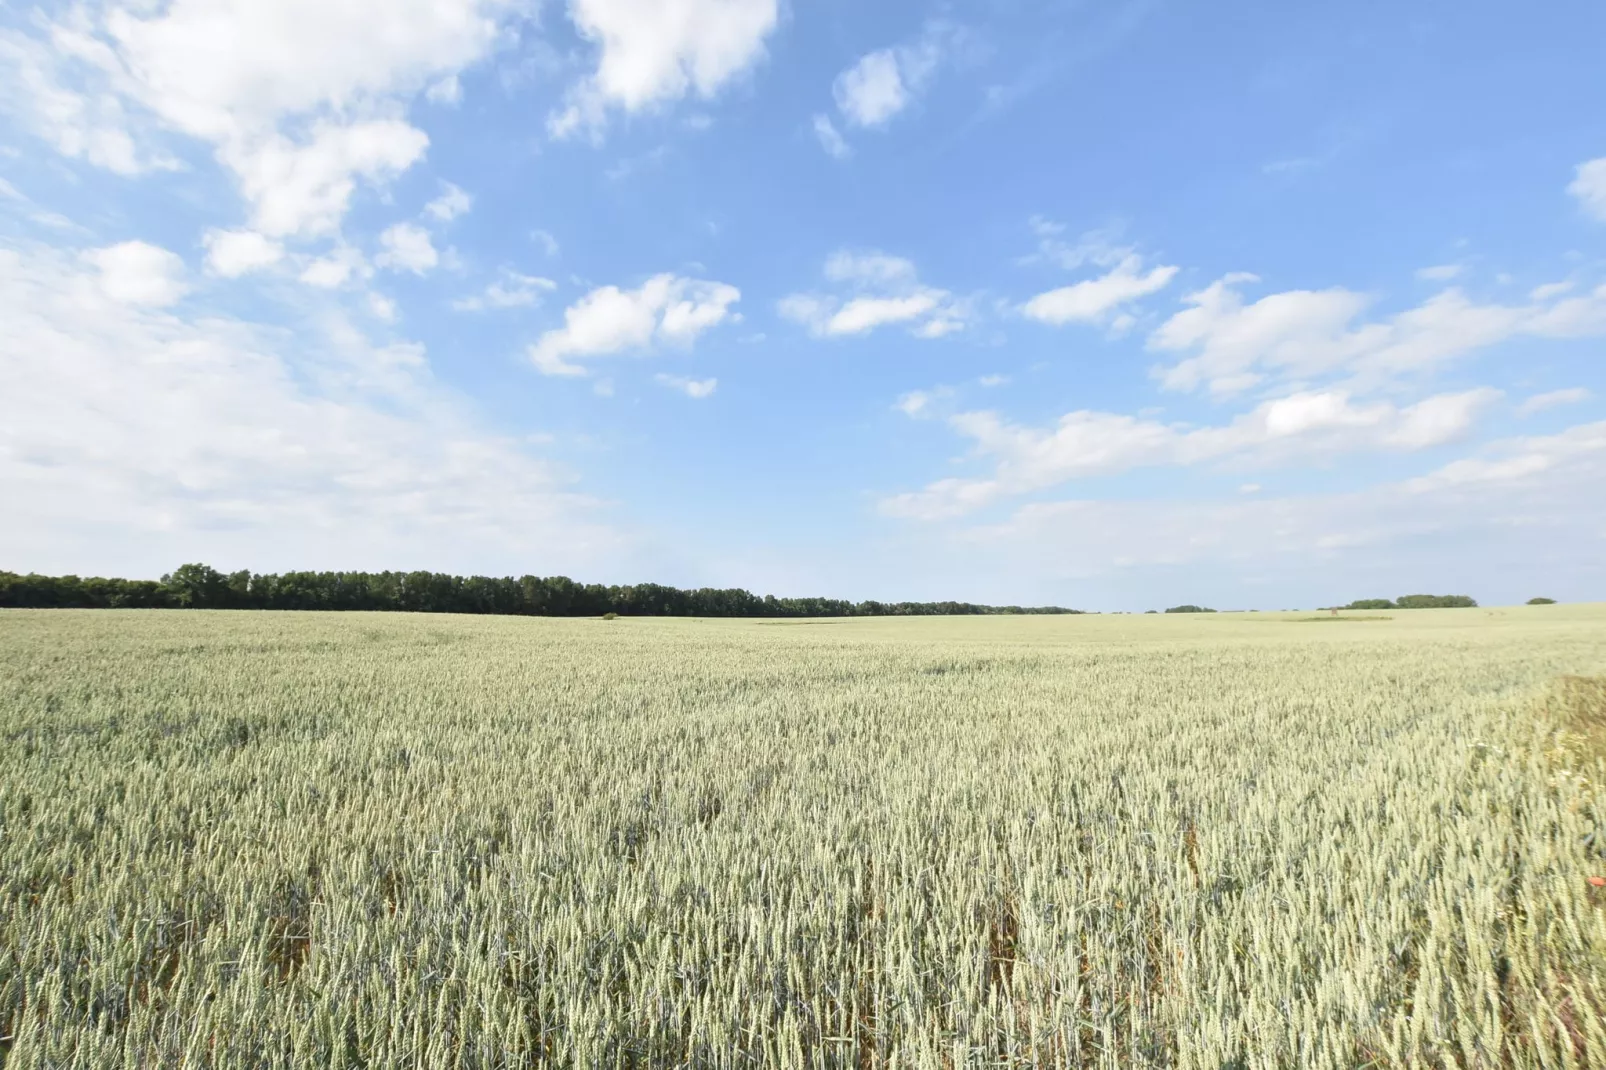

{"left": 2, "top": 607, "right": 1605, "bottom": 1069}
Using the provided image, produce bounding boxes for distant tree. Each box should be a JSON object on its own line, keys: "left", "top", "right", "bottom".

{"left": 5, "top": 562, "right": 1088, "bottom": 619}
{"left": 1343, "top": 599, "right": 1395, "bottom": 610}
{"left": 161, "top": 564, "right": 230, "bottom": 608}
{"left": 1526, "top": 597, "right": 1556, "bottom": 605}
{"left": 1164, "top": 605, "right": 1216, "bottom": 613}
{"left": 1394, "top": 594, "right": 1477, "bottom": 609}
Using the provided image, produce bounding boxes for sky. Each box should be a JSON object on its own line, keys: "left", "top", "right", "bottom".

{"left": 2, "top": 0, "right": 1605, "bottom": 611}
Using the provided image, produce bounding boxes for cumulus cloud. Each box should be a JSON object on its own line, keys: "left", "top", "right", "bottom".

{"left": 0, "top": 240, "right": 621, "bottom": 578}
{"left": 880, "top": 388, "right": 1500, "bottom": 520}
{"left": 549, "top": 0, "right": 780, "bottom": 139}
{"left": 1570, "top": 157, "right": 1606, "bottom": 221}
{"left": 299, "top": 246, "right": 368, "bottom": 288}
{"left": 1021, "top": 255, "right": 1178, "bottom": 328}
{"left": 894, "top": 387, "right": 953, "bottom": 417}
{"left": 829, "top": 23, "right": 950, "bottom": 132}
{"left": 528, "top": 273, "right": 740, "bottom": 376}
{"left": 424, "top": 181, "right": 473, "bottom": 222}
{"left": 1147, "top": 273, "right": 1606, "bottom": 396}
{"left": 203, "top": 229, "right": 285, "bottom": 277}
{"left": 452, "top": 271, "right": 557, "bottom": 311}
{"left": 655, "top": 373, "right": 717, "bottom": 398}
{"left": 375, "top": 223, "right": 439, "bottom": 274}
{"left": 779, "top": 251, "right": 965, "bottom": 339}
{"left": 83, "top": 240, "right": 187, "bottom": 306}
{"left": 225, "top": 121, "right": 430, "bottom": 239}
{"left": 1517, "top": 386, "right": 1593, "bottom": 417}
{"left": 2, "top": 1, "right": 518, "bottom": 238}
{"left": 834, "top": 51, "right": 908, "bottom": 127}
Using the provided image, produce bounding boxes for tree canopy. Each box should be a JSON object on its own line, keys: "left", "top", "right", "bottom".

{"left": 1340, "top": 595, "right": 1478, "bottom": 610}
{"left": 0, "top": 565, "right": 1083, "bottom": 619}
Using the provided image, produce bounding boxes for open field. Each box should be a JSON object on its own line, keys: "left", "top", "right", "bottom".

{"left": 2, "top": 607, "right": 1605, "bottom": 1068}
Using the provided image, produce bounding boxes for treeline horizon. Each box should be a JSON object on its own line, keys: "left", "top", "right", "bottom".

{"left": 1339, "top": 594, "right": 1479, "bottom": 610}
{"left": 0, "top": 564, "right": 1085, "bottom": 618}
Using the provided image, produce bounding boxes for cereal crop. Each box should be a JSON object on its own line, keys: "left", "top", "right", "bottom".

{"left": 2, "top": 606, "right": 1604, "bottom": 1068}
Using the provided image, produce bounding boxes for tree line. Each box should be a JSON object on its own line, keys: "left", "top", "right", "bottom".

{"left": 1340, "top": 594, "right": 1478, "bottom": 610}
{"left": 0, "top": 564, "right": 1083, "bottom": 618}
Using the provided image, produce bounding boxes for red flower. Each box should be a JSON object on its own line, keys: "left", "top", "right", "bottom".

{"left": 1589, "top": 876, "right": 1606, "bottom": 888}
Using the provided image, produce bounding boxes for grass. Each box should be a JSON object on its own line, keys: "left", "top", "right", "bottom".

{"left": 1, "top": 605, "right": 1604, "bottom": 1068}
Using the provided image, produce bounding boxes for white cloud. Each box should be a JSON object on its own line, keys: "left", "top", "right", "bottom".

{"left": 1405, "top": 421, "right": 1606, "bottom": 492}
{"left": 3, "top": 1, "right": 518, "bottom": 237}
{"left": 368, "top": 292, "right": 398, "bottom": 322}
{"left": 780, "top": 251, "right": 965, "bottom": 339}
{"left": 0, "top": 240, "right": 622, "bottom": 578}
{"left": 1021, "top": 219, "right": 1130, "bottom": 272}
{"left": 549, "top": 0, "right": 780, "bottom": 139}
{"left": 830, "top": 293, "right": 941, "bottom": 334}
{"left": 225, "top": 121, "right": 431, "bottom": 239}
{"left": 424, "top": 181, "right": 473, "bottom": 222}
{"left": 833, "top": 50, "right": 907, "bottom": 127}
{"left": 830, "top": 25, "right": 949, "bottom": 130}
{"left": 1021, "top": 255, "right": 1178, "bottom": 327}
{"left": 532, "top": 229, "right": 561, "bottom": 257}
{"left": 812, "top": 113, "right": 850, "bottom": 159}
{"left": 950, "top": 421, "right": 1606, "bottom": 601}
{"left": 823, "top": 250, "right": 915, "bottom": 286}
{"left": 655, "top": 373, "right": 717, "bottom": 398}
{"left": 426, "top": 74, "right": 464, "bottom": 105}
{"left": 1147, "top": 273, "right": 1606, "bottom": 396}
{"left": 1569, "top": 157, "right": 1606, "bottom": 222}
{"left": 895, "top": 391, "right": 934, "bottom": 417}
{"left": 0, "top": 27, "right": 175, "bottom": 175}
{"left": 0, "top": 177, "right": 83, "bottom": 231}
{"left": 299, "top": 246, "right": 368, "bottom": 288}
{"left": 1517, "top": 386, "right": 1593, "bottom": 417}
{"left": 452, "top": 271, "right": 557, "bottom": 311}
{"left": 880, "top": 387, "right": 1500, "bottom": 520}
{"left": 83, "top": 240, "right": 187, "bottom": 306}
{"left": 375, "top": 222, "right": 439, "bottom": 274}
{"left": 1526, "top": 281, "right": 1606, "bottom": 337}
{"left": 529, "top": 273, "right": 739, "bottom": 376}
{"left": 1415, "top": 264, "right": 1462, "bottom": 281}
{"left": 203, "top": 228, "right": 285, "bottom": 277}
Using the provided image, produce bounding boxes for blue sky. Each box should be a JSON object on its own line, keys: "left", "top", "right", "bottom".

{"left": 2, "top": 0, "right": 1604, "bottom": 611}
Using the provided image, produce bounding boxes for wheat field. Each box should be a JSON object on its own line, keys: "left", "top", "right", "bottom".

{"left": 1, "top": 606, "right": 1604, "bottom": 1068}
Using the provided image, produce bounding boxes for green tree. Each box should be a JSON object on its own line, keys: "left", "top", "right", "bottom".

{"left": 1526, "top": 597, "right": 1556, "bottom": 605}
{"left": 161, "top": 564, "right": 229, "bottom": 608}
{"left": 1394, "top": 594, "right": 1477, "bottom": 609}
